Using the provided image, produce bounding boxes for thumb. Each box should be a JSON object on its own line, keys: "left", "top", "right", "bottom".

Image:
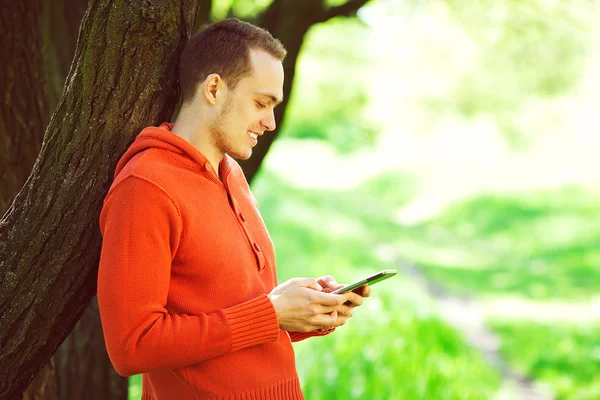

{"left": 319, "top": 275, "right": 338, "bottom": 287}
{"left": 292, "top": 277, "right": 323, "bottom": 291}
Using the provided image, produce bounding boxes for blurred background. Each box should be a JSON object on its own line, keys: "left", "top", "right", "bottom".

{"left": 2, "top": 0, "right": 598, "bottom": 398}
{"left": 211, "top": 0, "right": 599, "bottom": 398}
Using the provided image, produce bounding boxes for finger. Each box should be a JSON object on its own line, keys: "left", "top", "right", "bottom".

{"left": 337, "top": 305, "right": 353, "bottom": 317}
{"left": 323, "top": 275, "right": 338, "bottom": 287}
{"left": 292, "top": 278, "right": 323, "bottom": 291}
{"left": 314, "top": 304, "right": 339, "bottom": 315}
{"left": 317, "top": 276, "right": 341, "bottom": 291}
{"left": 321, "top": 283, "right": 346, "bottom": 293}
{"left": 312, "top": 291, "right": 348, "bottom": 306}
{"left": 317, "top": 311, "right": 350, "bottom": 329}
{"left": 344, "top": 292, "right": 363, "bottom": 307}
{"left": 312, "top": 310, "right": 338, "bottom": 328}
{"left": 361, "top": 285, "right": 371, "bottom": 297}
{"left": 352, "top": 284, "right": 368, "bottom": 296}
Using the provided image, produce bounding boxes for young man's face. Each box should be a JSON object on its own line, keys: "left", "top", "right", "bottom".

{"left": 209, "top": 48, "right": 284, "bottom": 160}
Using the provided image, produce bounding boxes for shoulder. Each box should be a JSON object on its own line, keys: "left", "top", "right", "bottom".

{"left": 112, "top": 149, "right": 184, "bottom": 198}
{"left": 107, "top": 150, "right": 181, "bottom": 211}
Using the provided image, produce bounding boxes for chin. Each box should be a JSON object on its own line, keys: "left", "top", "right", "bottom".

{"left": 228, "top": 148, "right": 253, "bottom": 160}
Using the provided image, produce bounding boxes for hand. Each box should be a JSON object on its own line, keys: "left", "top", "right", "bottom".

{"left": 316, "top": 275, "right": 371, "bottom": 326}
{"left": 268, "top": 278, "right": 354, "bottom": 332}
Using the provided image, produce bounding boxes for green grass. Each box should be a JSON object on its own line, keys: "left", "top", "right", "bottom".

{"left": 394, "top": 185, "right": 600, "bottom": 300}
{"left": 252, "top": 170, "right": 501, "bottom": 398}
{"left": 295, "top": 286, "right": 500, "bottom": 399}
{"left": 128, "top": 374, "right": 141, "bottom": 400}
{"left": 388, "top": 184, "right": 600, "bottom": 399}
{"left": 251, "top": 169, "right": 418, "bottom": 279}
{"left": 489, "top": 320, "right": 600, "bottom": 400}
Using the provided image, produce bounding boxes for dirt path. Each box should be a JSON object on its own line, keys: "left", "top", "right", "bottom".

{"left": 376, "top": 244, "right": 557, "bottom": 400}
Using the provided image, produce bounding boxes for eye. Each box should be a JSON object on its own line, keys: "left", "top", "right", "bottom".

{"left": 255, "top": 101, "right": 266, "bottom": 109}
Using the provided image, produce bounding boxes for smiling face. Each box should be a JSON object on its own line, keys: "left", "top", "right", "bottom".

{"left": 209, "top": 48, "right": 284, "bottom": 160}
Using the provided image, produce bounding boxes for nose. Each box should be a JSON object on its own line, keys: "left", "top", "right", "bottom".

{"left": 260, "top": 109, "right": 276, "bottom": 132}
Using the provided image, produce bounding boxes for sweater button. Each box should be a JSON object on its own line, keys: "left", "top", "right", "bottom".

{"left": 239, "top": 212, "right": 246, "bottom": 221}
{"left": 205, "top": 162, "right": 212, "bottom": 171}
{"left": 253, "top": 243, "right": 261, "bottom": 252}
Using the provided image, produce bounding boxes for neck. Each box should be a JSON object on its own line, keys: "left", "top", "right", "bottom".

{"left": 172, "top": 106, "right": 223, "bottom": 179}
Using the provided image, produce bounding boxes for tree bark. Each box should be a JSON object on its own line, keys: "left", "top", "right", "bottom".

{"left": 42, "top": 0, "right": 89, "bottom": 113}
{"left": 193, "top": 0, "right": 213, "bottom": 33}
{"left": 0, "top": 0, "right": 200, "bottom": 398}
{"left": 0, "top": 0, "right": 49, "bottom": 215}
{"left": 52, "top": 297, "right": 127, "bottom": 400}
{"left": 22, "top": 2, "right": 116, "bottom": 399}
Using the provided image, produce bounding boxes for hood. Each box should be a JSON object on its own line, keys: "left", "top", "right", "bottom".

{"left": 114, "top": 122, "right": 211, "bottom": 179}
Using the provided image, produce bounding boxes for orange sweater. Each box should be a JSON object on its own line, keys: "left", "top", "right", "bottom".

{"left": 97, "top": 123, "right": 331, "bottom": 399}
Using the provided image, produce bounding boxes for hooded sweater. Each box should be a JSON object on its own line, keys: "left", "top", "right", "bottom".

{"left": 97, "top": 122, "right": 332, "bottom": 400}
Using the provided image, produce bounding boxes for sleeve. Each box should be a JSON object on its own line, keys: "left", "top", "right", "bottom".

{"left": 97, "top": 175, "right": 280, "bottom": 376}
{"left": 288, "top": 328, "right": 335, "bottom": 343}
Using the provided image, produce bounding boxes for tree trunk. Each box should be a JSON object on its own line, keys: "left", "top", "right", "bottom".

{"left": 21, "top": 1, "right": 122, "bottom": 398}
{"left": 0, "top": 0, "right": 49, "bottom": 215}
{"left": 0, "top": 0, "right": 200, "bottom": 398}
{"left": 52, "top": 297, "right": 127, "bottom": 400}
{"left": 41, "top": 0, "right": 89, "bottom": 113}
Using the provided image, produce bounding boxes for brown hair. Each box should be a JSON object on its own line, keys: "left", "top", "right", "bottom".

{"left": 179, "top": 19, "right": 286, "bottom": 105}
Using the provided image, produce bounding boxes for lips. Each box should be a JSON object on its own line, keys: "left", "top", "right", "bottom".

{"left": 248, "top": 131, "right": 258, "bottom": 140}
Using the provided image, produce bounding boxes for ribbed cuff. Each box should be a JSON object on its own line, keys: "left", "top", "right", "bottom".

{"left": 288, "top": 328, "right": 335, "bottom": 343}
{"left": 222, "top": 294, "right": 280, "bottom": 352}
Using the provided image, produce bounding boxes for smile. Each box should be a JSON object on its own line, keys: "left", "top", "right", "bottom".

{"left": 248, "top": 131, "right": 258, "bottom": 140}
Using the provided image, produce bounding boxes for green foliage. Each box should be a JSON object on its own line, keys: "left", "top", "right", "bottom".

{"left": 212, "top": 0, "right": 272, "bottom": 20}
{"left": 296, "top": 290, "right": 500, "bottom": 399}
{"left": 450, "top": 0, "right": 588, "bottom": 96}
{"left": 490, "top": 320, "right": 600, "bottom": 400}
{"left": 128, "top": 374, "right": 141, "bottom": 400}
{"left": 251, "top": 169, "right": 418, "bottom": 279}
{"left": 252, "top": 171, "right": 500, "bottom": 398}
{"left": 410, "top": 0, "right": 593, "bottom": 147}
{"left": 395, "top": 185, "right": 600, "bottom": 300}
{"left": 281, "top": 18, "right": 380, "bottom": 154}
{"left": 325, "top": 0, "right": 351, "bottom": 7}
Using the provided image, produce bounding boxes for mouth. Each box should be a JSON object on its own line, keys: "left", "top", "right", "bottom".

{"left": 248, "top": 131, "right": 259, "bottom": 144}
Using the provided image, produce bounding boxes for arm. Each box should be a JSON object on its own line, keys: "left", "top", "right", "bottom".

{"left": 97, "top": 175, "right": 280, "bottom": 376}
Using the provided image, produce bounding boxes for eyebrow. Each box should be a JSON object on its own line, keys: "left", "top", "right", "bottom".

{"left": 255, "top": 92, "right": 283, "bottom": 106}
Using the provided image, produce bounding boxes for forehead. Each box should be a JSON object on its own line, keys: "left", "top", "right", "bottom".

{"left": 238, "top": 48, "right": 284, "bottom": 98}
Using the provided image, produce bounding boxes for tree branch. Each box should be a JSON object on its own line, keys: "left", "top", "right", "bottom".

{"left": 192, "top": 0, "right": 212, "bottom": 33}
{"left": 318, "top": 0, "right": 371, "bottom": 23}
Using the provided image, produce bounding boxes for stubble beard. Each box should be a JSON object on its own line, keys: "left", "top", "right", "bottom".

{"left": 209, "top": 98, "right": 252, "bottom": 160}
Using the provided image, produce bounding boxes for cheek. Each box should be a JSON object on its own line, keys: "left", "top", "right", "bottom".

{"left": 232, "top": 105, "right": 253, "bottom": 127}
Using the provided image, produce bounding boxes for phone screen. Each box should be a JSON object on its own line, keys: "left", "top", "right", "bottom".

{"left": 331, "top": 270, "right": 397, "bottom": 294}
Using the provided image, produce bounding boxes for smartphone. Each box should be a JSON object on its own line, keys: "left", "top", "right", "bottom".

{"left": 331, "top": 270, "right": 397, "bottom": 294}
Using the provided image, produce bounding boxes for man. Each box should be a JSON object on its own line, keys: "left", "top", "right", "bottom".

{"left": 97, "top": 19, "right": 369, "bottom": 399}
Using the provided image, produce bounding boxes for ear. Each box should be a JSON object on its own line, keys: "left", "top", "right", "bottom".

{"left": 202, "top": 73, "right": 225, "bottom": 105}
